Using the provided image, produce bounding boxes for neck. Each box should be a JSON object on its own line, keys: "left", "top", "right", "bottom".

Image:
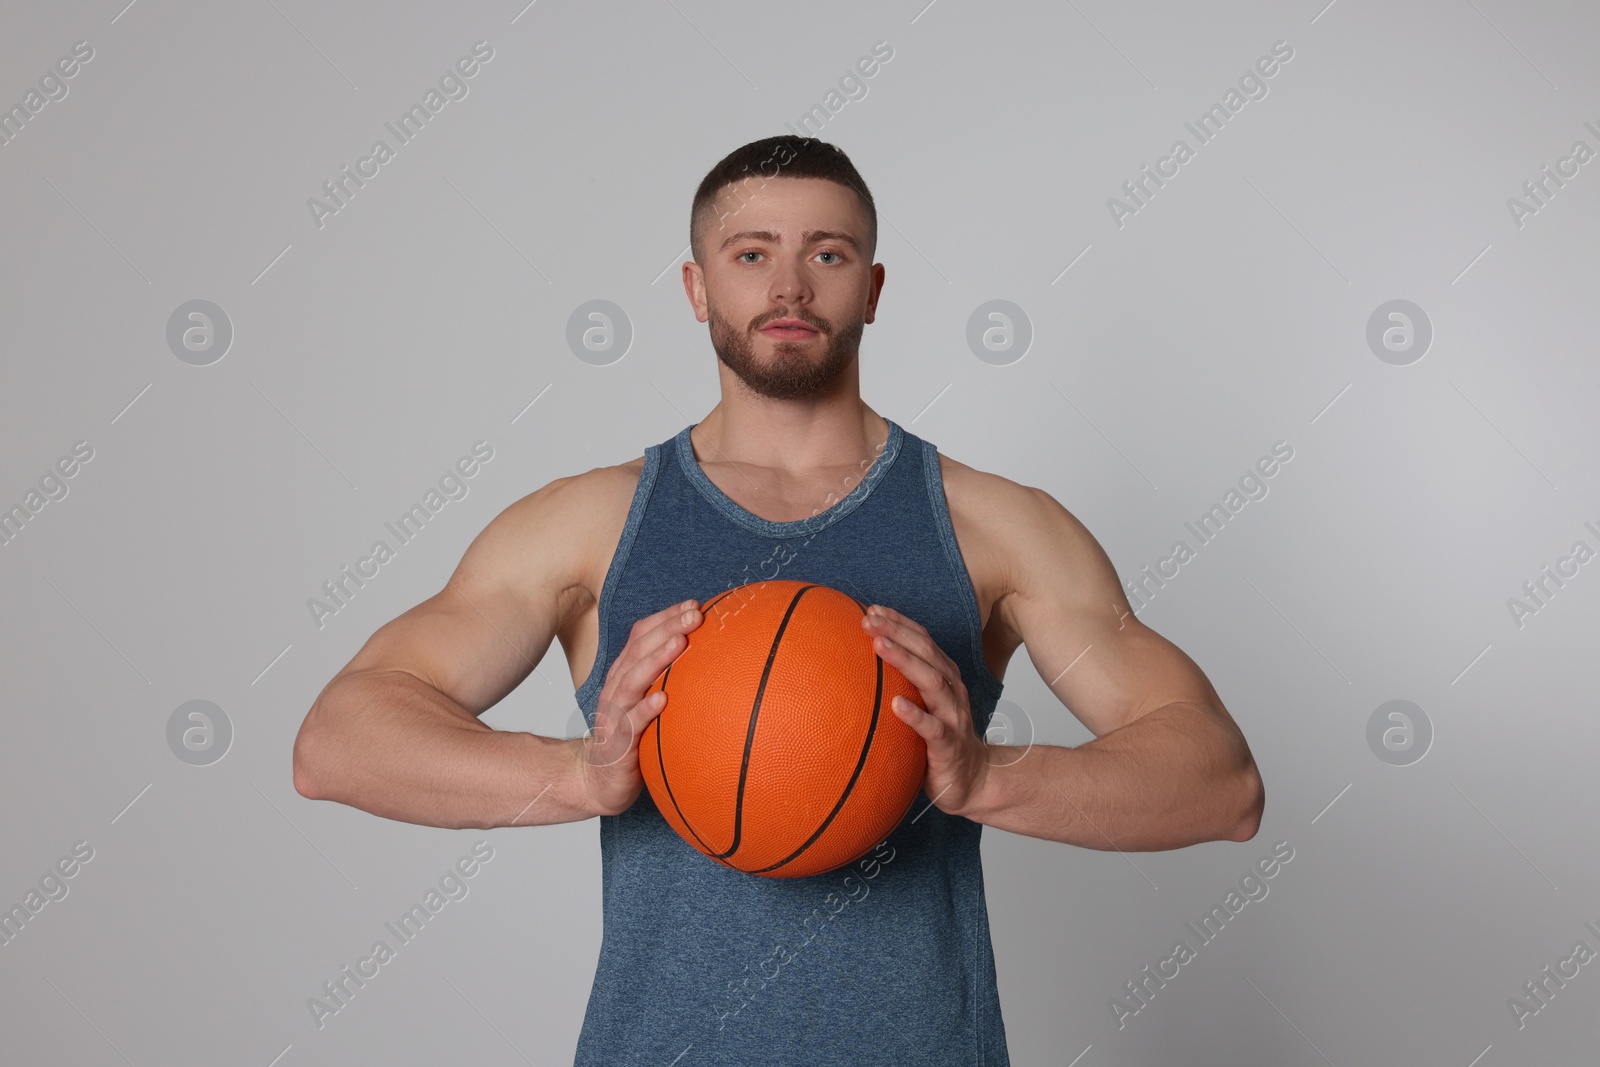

{"left": 693, "top": 394, "right": 888, "bottom": 476}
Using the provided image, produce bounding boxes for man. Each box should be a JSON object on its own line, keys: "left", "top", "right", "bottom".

{"left": 293, "top": 135, "right": 1263, "bottom": 1065}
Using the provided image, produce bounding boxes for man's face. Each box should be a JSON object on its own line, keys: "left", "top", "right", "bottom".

{"left": 686, "top": 177, "right": 883, "bottom": 401}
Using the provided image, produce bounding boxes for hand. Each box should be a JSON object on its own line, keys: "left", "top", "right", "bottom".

{"left": 579, "top": 598, "right": 703, "bottom": 817}
{"left": 861, "top": 604, "right": 991, "bottom": 819}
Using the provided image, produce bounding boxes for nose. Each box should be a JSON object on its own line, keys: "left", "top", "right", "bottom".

{"left": 768, "top": 255, "right": 811, "bottom": 303}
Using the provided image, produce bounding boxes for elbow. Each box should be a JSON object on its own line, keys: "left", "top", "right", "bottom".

{"left": 1226, "top": 762, "right": 1265, "bottom": 842}
{"left": 293, "top": 740, "right": 321, "bottom": 800}
{"left": 292, "top": 715, "right": 328, "bottom": 801}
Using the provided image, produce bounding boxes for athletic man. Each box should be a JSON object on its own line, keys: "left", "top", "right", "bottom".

{"left": 293, "top": 135, "right": 1264, "bottom": 1065}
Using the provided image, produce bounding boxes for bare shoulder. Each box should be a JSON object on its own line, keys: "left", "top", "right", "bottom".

{"left": 561, "top": 454, "right": 646, "bottom": 512}
{"left": 937, "top": 452, "right": 1038, "bottom": 534}
{"left": 937, "top": 452, "right": 1118, "bottom": 636}
{"left": 561, "top": 456, "right": 646, "bottom": 603}
{"left": 467, "top": 455, "right": 645, "bottom": 616}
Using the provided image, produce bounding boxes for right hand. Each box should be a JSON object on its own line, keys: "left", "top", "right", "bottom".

{"left": 578, "top": 598, "right": 703, "bottom": 816}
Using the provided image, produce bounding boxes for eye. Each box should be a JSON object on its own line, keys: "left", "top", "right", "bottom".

{"left": 816, "top": 250, "right": 843, "bottom": 264}
{"left": 737, "top": 251, "right": 762, "bottom": 263}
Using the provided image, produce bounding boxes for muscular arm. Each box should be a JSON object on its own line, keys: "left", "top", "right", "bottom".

{"left": 960, "top": 482, "right": 1264, "bottom": 851}
{"left": 291, "top": 472, "right": 611, "bottom": 830}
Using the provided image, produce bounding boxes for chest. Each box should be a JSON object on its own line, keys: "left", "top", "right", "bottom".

{"left": 695, "top": 457, "right": 1016, "bottom": 681}
{"left": 563, "top": 445, "right": 1020, "bottom": 697}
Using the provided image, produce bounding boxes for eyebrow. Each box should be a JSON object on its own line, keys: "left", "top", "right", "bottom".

{"left": 718, "top": 229, "right": 860, "bottom": 252}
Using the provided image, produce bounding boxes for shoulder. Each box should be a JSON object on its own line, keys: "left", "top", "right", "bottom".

{"left": 936, "top": 451, "right": 1035, "bottom": 527}
{"left": 462, "top": 455, "right": 647, "bottom": 605}
{"left": 561, "top": 454, "right": 648, "bottom": 513}
{"left": 534, "top": 454, "right": 647, "bottom": 573}
{"left": 936, "top": 451, "right": 1120, "bottom": 617}
{"left": 494, "top": 454, "right": 644, "bottom": 534}
{"left": 937, "top": 451, "right": 1080, "bottom": 551}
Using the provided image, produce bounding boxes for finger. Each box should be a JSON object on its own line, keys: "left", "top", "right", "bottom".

{"left": 888, "top": 691, "right": 948, "bottom": 744}
{"left": 592, "top": 680, "right": 669, "bottom": 752}
{"left": 648, "top": 600, "right": 704, "bottom": 647}
{"left": 871, "top": 637, "right": 973, "bottom": 752}
{"left": 889, "top": 693, "right": 929, "bottom": 732}
{"left": 865, "top": 604, "right": 929, "bottom": 638}
{"left": 868, "top": 619, "right": 960, "bottom": 693}
{"left": 614, "top": 603, "right": 702, "bottom": 697}
{"left": 870, "top": 631, "right": 955, "bottom": 705}
{"left": 613, "top": 690, "right": 667, "bottom": 753}
{"left": 635, "top": 600, "right": 702, "bottom": 659}
{"left": 863, "top": 609, "right": 957, "bottom": 678}
{"left": 632, "top": 599, "right": 702, "bottom": 645}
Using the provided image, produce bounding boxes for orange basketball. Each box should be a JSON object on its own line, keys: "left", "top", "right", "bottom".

{"left": 639, "top": 579, "right": 928, "bottom": 878}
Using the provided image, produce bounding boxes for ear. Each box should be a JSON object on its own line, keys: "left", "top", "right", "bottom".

{"left": 683, "top": 260, "right": 709, "bottom": 323}
{"left": 864, "top": 262, "right": 886, "bottom": 325}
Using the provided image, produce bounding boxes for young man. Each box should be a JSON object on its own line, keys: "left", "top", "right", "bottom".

{"left": 293, "top": 135, "right": 1263, "bottom": 1065}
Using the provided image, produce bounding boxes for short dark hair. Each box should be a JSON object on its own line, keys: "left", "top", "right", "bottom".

{"left": 689, "top": 135, "right": 877, "bottom": 265}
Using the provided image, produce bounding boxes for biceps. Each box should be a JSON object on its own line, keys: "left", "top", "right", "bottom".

{"left": 342, "top": 579, "right": 558, "bottom": 717}
{"left": 999, "top": 487, "right": 1218, "bottom": 735}
{"left": 1035, "top": 617, "right": 1219, "bottom": 738}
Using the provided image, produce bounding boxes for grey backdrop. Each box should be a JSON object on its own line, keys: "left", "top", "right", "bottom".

{"left": 3, "top": 1, "right": 1597, "bottom": 1064}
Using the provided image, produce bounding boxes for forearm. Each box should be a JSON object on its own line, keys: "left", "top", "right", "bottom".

{"left": 293, "top": 669, "right": 596, "bottom": 830}
{"left": 959, "top": 701, "right": 1262, "bottom": 851}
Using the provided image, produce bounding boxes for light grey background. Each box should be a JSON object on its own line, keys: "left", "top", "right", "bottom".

{"left": 3, "top": 1, "right": 1596, "bottom": 1064}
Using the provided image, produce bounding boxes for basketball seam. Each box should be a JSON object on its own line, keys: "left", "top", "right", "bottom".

{"left": 717, "top": 582, "right": 818, "bottom": 860}
{"left": 751, "top": 633, "right": 886, "bottom": 875}
{"left": 655, "top": 587, "right": 742, "bottom": 861}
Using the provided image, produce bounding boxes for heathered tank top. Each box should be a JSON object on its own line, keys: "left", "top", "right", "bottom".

{"left": 571, "top": 417, "right": 1011, "bottom": 1066}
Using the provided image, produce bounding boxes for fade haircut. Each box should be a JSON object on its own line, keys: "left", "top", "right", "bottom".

{"left": 689, "top": 135, "right": 877, "bottom": 266}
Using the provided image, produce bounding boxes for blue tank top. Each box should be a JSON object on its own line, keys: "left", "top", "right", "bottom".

{"left": 572, "top": 417, "right": 1011, "bottom": 1066}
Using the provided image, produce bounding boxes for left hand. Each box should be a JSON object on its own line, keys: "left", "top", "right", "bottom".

{"left": 862, "top": 604, "right": 990, "bottom": 820}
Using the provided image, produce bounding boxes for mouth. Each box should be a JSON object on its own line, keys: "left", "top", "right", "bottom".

{"left": 760, "top": 318, "right": 820, "bottom": 339}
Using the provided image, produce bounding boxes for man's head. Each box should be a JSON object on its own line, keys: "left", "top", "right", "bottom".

{"left": 689, "top": 136, "right": 877, "bottom": 266}
{"left": 684, "top": 136, "right": 884, "bottom": 402}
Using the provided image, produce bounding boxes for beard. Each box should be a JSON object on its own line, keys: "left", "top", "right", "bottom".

{"left": 708, "top": 304, "right": 864, "bottom": 401}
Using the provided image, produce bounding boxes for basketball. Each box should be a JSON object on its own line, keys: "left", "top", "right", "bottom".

{"left": 638, "top": 579, "right": 928, "bottom": 878}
